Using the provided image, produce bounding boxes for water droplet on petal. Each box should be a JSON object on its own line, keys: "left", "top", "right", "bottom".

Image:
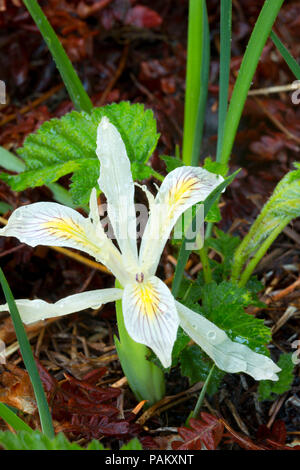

{"left": 91, "top": 304, "right": 102, "bottom": 309}
{"left": 207, "top": 330, "right": 217, "bottom": 341}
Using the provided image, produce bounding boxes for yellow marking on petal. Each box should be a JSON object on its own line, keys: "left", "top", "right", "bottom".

{"left": 166, "top": 174, "right": 199, "bottom": 218}
{"left": 42, "top": 217, "right": 99, "bottom": 251}
{"left": 133, "top": 281, "right": 160, "bottom": 319}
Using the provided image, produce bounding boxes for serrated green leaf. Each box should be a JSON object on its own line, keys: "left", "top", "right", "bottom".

{"left": 171, "top": 327, "right": 191, "bottom": 366}
{"left": 232, "top": 163, "right": 300, "bottom": 282}
{"left": 176, "top": 278, "right": 202, "bottom": 303}
{"left": 202, "top": 158, "right": 227, "bottom": 223}
{"left": 202, "top": 280, "right": 257, "bottom": 310}
{"left": 2, "top": 102, "right": 159, "bottom": 205}
{"left": 204, "top": 201, "right": 221, "bottom": 223}
{"left": 0, "top": 431, "right": 84, "bottom": 450}
{"left": 86, "top": 440, "right": 106, "bottom": 450}
{"left": 69, "top": 159, "right": 99, "bottom": 205}
{"left": 258, "top": 353, "right": 295, "bottom": 401}
{"left": 120, "top": 438, "right": 143, "bottom": 450}
{"left": 159, "top": 155, "right": 184, "bottom": 173}
{"left": 2, "top": 160, "right": 83, "bottom": 191}
{"left": 184, "top": 281, "right": 271, "bottom": 355}
{"left": 131, "top": 161, "right": 153, "bottom": 180}
{"left": 196, "top": 259, "right": 225, "bottom": 286}
{"left": 0, "top": 429, "right": 111, "bottom": 450}
{"left": 180, "top": 345, "right": 225, "bottom": 396}
{"left": 206, "top": 227, "right": 240, "bottom": 278}
{"left": 0, "top": 429, "right": 143, "bottom": 450}
{"left": 203, "top": 156, "right": 228, "bottom": 177}
{"left": 245, "top": 276, "right": 264, "bottom": 295}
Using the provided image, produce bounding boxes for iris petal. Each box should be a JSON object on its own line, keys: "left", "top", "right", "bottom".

{"left": 96, "top": 117, "right": 138, "bottom": 271}
{"left": 139, "top": 166, "right": 224, "bottom": 276}
{"left": 122, "top": 276, "right": 179, "bottom": 367}
{"left": 0, "top": 288, "right": 123, "bottom": 324}
{"left": 176, "top": 301, "right": 281, "bottom": 381}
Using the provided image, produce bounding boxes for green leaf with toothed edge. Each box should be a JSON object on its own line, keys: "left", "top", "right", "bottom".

{"left": 120, "top": 438, "right": 143, "bottom": 450}
{"left": 258, "top": 353, "right": 295, "bottom": 401}
{"left": 231, "top": 163, "right": 300, "bottom": 282}
{"left": 206, "top": 228, "right": 240, "bottom": 278}
{"left": 203, "top": 158, "right": 228, "bottom": 223}
{"left": 183, "top": 280, "right": 271, "bottom": 356}
{"left": 1, "top": 102, "right": 159, "bottom": 205}
{"left": 180, "top": 345, "right": 225, "bottom": 396}
{"left": 160, "top": 155, "right": 183, "bottom": 173}
{"left": 0, "top": 429, "right": 143, "bottom": 450}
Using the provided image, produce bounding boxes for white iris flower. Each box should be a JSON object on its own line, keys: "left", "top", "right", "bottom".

{"left": 0, "top": 117, "right": 280, "bottom": 381}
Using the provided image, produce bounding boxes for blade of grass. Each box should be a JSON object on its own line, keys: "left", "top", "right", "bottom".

{"left": 219, "top": 0, "right": 284, "bottom": 167}
{"left": 0, "top": 202, "right": 12, "bottom": 214}
{"left": 206, "top": 0, "right": 232, "bottom": 239}
{"left": 270, "top": 30, "right": 300, "bottom": 80}
{"left": 172, "top": 169, "right": 240, "bottom": 297}
{"left": 191, "top": 1, "right": 210, "bottom": 166}
{"left": 0, "top": 403, "right": 33, "bottom": 433}
{"left": 0, "top": 147, "right": 25, "bottom": 173}
{"left": 23, "top": 0, "right": 92, "bottom": 113}
{"left": 216, "top": 0, "right": 232, "bottom": 163}
{"left": 182, "top": 0, "right": 210, "bottom": 166}
{"left": 47, "top": 183, "right": 77, "bottom": 209}
{"left": 191, "top": 364, "right": 215, "bottom": 419}
{"left": 238, "top": 216, "right": 290, "bottom": 287}
{"left": 0, "top": 269, "right": 54, "bottom": 438}
{"left": 206, "top": 0, "right": 284, "bottom": 239}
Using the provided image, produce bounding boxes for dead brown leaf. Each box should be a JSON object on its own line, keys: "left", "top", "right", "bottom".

{"left": 0, "top": 364, "right": 36, "bottom": 414}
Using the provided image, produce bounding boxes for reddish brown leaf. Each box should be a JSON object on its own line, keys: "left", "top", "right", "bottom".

{"left": 57, "top": 414, "right": 142, "bottom": 440}
{"left": 82, "top": 367, "right": 108, "bottom": 384}
{"left": 125, "top": 5, "right": 162, "bottom": 28}
{"left": 269, "top": 420, "right": 287, "bottom": 445}
{"left": 223, "top": 418, "right": 300, "bottom": 451}
{"left": 62, "top": 373, "right": 121, "bottom": 403}
{"left": 172, "top": 413, "right": 224, "bottom": 450}
{"left": 222, "top": 418, "right": 263, "bottom": 450}
{"left": 257, "top": 420, "right": 286, "bottom": 445}
{"left": 35, "top": 360, "right": 120, "bottom": 419}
